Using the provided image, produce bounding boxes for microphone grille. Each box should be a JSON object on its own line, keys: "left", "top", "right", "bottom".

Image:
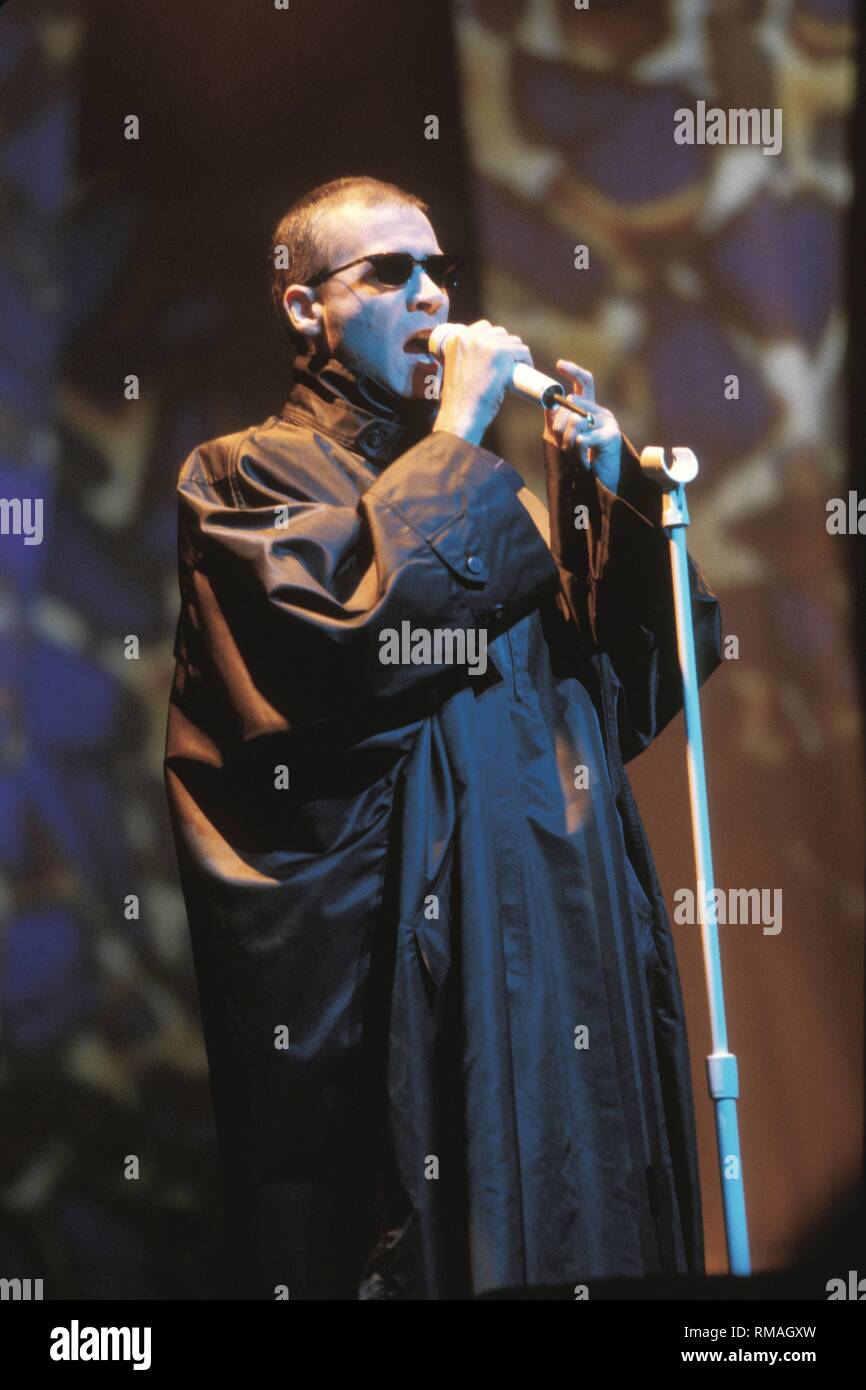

{"left": 428, "top": 322, "right": 461, "bottom": 358}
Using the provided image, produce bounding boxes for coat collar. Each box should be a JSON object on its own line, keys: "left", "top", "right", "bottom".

{"left": 279, "top": 349, "right": 439, "bottom": 467}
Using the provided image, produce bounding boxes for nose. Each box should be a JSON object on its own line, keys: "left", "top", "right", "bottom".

{"left": 407, "top": 266, "right": 447, "bottom": 313}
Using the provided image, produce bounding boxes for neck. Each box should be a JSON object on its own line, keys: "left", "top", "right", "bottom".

{"left": 294, "top": 347, "right": 437, "bottom": 432}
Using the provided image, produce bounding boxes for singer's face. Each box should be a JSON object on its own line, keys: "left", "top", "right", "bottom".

{"left": 309, "top": 202, "right": 450, "bottom": 399}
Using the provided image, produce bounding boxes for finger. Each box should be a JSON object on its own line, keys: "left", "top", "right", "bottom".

{"left": 575, "top": 428, "right": 607, "bottom": 450}
{"left": 547, "top": 406, "right": 613, "bottom": 456}
{"left": 569, "top": 421, "right": 610, "bottom": 456}
{"left": 549, "top": 395, "right": 594, "bottom": 425}
{"left": 565, "top": 418, "right": 593, "bottom": 453}
{"left": 558, "top": 355, "right": 600, "bottom": 394}
{"left": 549, "top": 410, "right": 596, "bottom": 450}
{"left": 498, "top": 336, "right": 533, "bottom": 362}
{"left": 566, "top": 402, "right": 598, "bottom": 425}
{"left": 570, "top": 406, "right": 614, "bottom": 435}
{"left": 547, "top": 405, "right": 579, "bottom": 441}
{"left": 556, "top": 358, "right": 596, "bottom": 403}
{"left": 574, "top": 414, "right": 610, "bottom": 436}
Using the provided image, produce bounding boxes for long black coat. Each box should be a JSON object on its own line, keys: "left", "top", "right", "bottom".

{"left": 163, "top": 351, "right": 722, "bottom": 1299}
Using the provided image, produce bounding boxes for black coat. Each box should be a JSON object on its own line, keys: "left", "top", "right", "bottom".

{"left": 163, "top": 351, "right": 722, "bottom": 1299}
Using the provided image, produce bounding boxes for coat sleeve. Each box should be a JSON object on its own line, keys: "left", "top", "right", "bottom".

{"left": 174, "top": 427, "right": 562, "bottom": 759}
{"left": 543, "top": 431, "right": 723, "bottom": 762}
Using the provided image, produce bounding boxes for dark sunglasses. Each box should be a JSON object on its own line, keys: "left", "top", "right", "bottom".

{"left": 307, "top": 252, "right": 463, "bottom": 291}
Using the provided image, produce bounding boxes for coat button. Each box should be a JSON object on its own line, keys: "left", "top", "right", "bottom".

{"left": 466, "top": 554, "right": 483, "bottom": 574}
{"left": 493, "top": 603, "right": 505, "bottom": 621}
{"left": 361, "top": 425, "right": 388, "bottom": 456}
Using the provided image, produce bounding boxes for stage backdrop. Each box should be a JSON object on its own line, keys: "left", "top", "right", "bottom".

{"left": 0, "top": 0, "right": 861, "bottom": 1295}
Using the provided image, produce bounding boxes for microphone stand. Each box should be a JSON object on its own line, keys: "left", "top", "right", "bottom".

{"left": 635, "top": 443, "right": 751, "bottom": 1277}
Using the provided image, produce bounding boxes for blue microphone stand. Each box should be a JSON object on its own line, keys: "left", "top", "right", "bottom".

{"left": 639, "top": 444, "right": 751, "bottom": 1277}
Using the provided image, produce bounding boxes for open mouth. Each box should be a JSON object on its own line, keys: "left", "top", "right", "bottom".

{"left": 403, "top": 329, "right": 435, "bottom": 356}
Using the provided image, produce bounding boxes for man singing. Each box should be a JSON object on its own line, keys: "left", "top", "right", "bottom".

{"left": 163, "top": 175, "right": 722, "bottom": 1300}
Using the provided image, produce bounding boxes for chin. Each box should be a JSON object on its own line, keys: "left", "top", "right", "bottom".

{"left": 378, "top": 367, "right": 418, "bottom": 400}
{"left": 405, "top": 358, "right": 439, "bottom": 400}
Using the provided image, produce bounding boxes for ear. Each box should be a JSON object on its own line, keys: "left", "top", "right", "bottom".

{"left": 283, "top": 284, "right": 325, "bottom": 344}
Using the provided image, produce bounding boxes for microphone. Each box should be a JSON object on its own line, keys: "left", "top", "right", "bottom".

{"left": 427, "top": 322, "right": 588, "bottom": 414}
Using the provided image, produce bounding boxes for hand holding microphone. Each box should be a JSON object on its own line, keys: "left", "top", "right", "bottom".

{"left": 429, "top": 320, "right": 538, "bottom": 446}
{"left": 429, "top": 320, "right": 621, "bottom": 493}
{"left": 429, "top": 320, "right": 596, "bottom": 436}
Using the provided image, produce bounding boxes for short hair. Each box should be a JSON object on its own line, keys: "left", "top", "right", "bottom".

{"left": 269, "top": 176, "right": 430, "bottom": 354}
